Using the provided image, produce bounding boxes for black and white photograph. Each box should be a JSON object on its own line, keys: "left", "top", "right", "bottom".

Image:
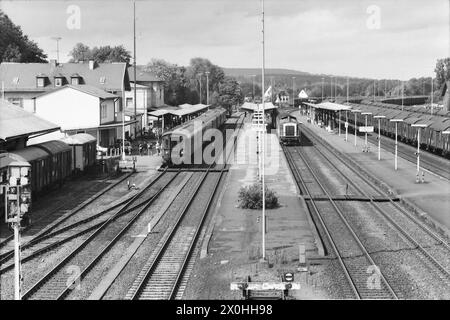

{"left": 0, "top": 0, "right": 449, "bottom": 306}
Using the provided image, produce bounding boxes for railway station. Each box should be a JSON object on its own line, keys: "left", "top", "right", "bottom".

{"left": 1, "top": 0, "right": 450, "bottom": 304}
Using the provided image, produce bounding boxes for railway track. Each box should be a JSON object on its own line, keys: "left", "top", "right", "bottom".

{"left": 284, "top": 145, "right": 398, "bottom": 299}
{"left": 125, "top": 114, "right": 243, "bottom": 300}
{"left": 345, "top": 122, "right": 450, "bottom": 180}
{"left": 0, "top": 171, "right": 134, "bottom": 252}
{"left": 20, "top": 169, "right": 177, "bottom": 300}
{"left": 0, "top": 182, "right": 169, "bottom": 273}
{"left": 125, "top": 167, "right": 224, "bottom": 300}
{"left": 300, "top": 126, "right": 450, "bottom": 282}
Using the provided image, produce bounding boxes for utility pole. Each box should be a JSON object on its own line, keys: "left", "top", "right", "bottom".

{"left": 252, "top": 75, "right": 256, "bottom": 101}
{"left": 335, "top": 77, "right": 337, "bottom": 100}
{"left": 205, "top": 71, "right": 210, "bottom": 105}
{"left": 292, "top": 76, "right": 296, "bottom": 107}
{"left": 431, "top": 77, "right": 434, "bottom": 115}
{"left": 330, "top": 76, "right": 333, "bottom": 101}
{"left": 260, "top": 0, "right": 266, "bottom": 262}
{"left": 321, "top": 77, "right": 324, "bottom": 101}
{"left": 401, "top": 80, "right": 404, "bottom": 111}
{"left": 132, "top": 1, "right": 137, "bottom": 139}
{"left": 198, "top": 73, "right": 203, "bottom": 104}
{"left": 51, "top": 37, "right": 62, "bottom": 63}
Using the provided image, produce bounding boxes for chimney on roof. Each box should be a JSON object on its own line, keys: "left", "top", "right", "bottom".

{"left": 89, "top": 60, "right": 96, "bottom": 70}
{"left": 49, "top": 59, "right": 57, "bottom": 67}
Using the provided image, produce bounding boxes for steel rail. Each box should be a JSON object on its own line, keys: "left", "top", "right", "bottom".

{"left": 21, "top": 169, "right": 168, "bottom": 300}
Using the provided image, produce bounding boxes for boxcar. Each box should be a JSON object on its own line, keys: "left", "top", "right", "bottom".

{"left": 34, "top": 140, "right": 72, "bottom": 186}
{"left": 8, "top": 147, "right": 51, "bottom": 194}
{"left": 61, "top": 133, "right": 97, "bottom": 172}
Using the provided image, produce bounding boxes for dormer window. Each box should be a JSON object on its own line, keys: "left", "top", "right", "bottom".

{"left": 54, "top": 73, "right": 65, "bottom": 87}
{"left": 36, "top": 74, "right": 46, "bottom": 88}
{"left": 70, "top": 73, "right": 82, "bottom": 85}
{"left": 55, "top": 78, "right": 63, "bottom": 87}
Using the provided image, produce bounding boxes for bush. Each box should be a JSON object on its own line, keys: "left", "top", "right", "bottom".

{"left": 238, "top": 183, "right": 279, "bottom": 209}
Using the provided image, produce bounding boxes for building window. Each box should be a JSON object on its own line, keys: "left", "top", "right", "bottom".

{"left": 101, "top": 104, "right": 107, "bottom": 119}
{"left": 71, "top": 77, "right": 79, "bottom": 85}
{"left": 8, "top": 98, "right": 22, "bottom": 108}
{"left": 99, "top": 76, "right": 106, "bottom": 84}
{"left": 37, "top": 77, "right": 45, "bottom": 87}
{"left": 126, "top": 97, "right": 133, "bottom": 108}
{"left": 55, "top": 78, "right": 62, "bottom": 87}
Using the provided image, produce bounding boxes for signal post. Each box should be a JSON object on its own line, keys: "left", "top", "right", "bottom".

{"left": 3, "top": 161, "right": 32, "bottom": 300}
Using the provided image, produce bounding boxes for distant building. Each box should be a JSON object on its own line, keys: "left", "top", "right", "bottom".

{"left": 0, "top": 60, "right": 130, "bottom": 110}
{"left": 125, "top": 66, "right": 165, "bottom": 131}
{"left": 0, "top": 99, "right": 60, "bottom": 152}
{"left": 32, "top": 85, "right": 139, "bottom": 147}
{"left": 278, "top": 91, "right": 289, "bottom": 103}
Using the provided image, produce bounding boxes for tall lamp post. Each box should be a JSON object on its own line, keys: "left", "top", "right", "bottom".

{"left": 292, "top": 76, "right": 296, "bottom": 108}
{"left": 321, "top": 77, "right": 324, "bottom": 101}
{"left": 374, "top": 115, "right": 386, "bottom": 160}
{"left": 330, "top": 76, "right": 333, "bottom": 101}
{"left": 198, "top": 73, "right": 203, "bottom": 104}
{"left": 252, "top": 75, "right": 256, "bottom": 101}
{"left": 411, "top": 123, "right": 428, "bottom": 180}
{"left": 351, "top": 109, "right": 361, "bottom": 147}
{"left": 205, "top": 71, "right": 210, "bottom": 105}
{"left": 390, "top": 119, "right": 404, "bottom": 170}
{"left": 431, "top": 77, "right": 434, "bottom": 115}
{"left": 361, "top": 112, "right": 372, "bottom": 152}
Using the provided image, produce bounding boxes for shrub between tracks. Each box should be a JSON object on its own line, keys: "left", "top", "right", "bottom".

{"left": 238, "top": 183, "right": 279, "bottom": 210}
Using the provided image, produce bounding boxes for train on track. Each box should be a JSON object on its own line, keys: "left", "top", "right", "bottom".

{"left": 346, "top": 101, "right": 450, "bottom": 157}
{"left": 161, "top": 107, "right": 228, "bottom": 166}
{"left": 277, "top": 110, "right": 302, "bottom": 145}
{"left": 0, "top": 133, "right": 97, "bottom": 217}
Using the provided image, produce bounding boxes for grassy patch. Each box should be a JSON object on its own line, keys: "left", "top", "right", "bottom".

{"left": 238, "top": 183, "right": 279, "bottom": 210}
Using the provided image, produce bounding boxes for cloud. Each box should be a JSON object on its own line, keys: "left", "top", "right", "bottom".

{"left": 1, "top": 0, "right": 448, "bottom": 79}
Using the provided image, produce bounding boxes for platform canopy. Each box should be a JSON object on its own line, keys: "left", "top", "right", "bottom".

{"left": 240, "top": 102, "right": 278, "bottom": 112}
{"left": 147, "top": 103, "right": 209, "bottom": 118}
{"left": 304, "top": 102, "right": 352, "bottom": 111}
{"left": 0, "top": 99, "right": 60, "bottom": 141}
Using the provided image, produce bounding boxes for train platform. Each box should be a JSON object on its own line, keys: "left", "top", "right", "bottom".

{"left": 296, "top": 112, "right": 450, "bottom": 237}
{"left": 184, "top": 121, "right": 326, "bottom": 299}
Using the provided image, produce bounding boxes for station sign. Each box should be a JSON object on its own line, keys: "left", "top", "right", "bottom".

{"left": 359, "top": 126, "right": 374, "bottom": 133}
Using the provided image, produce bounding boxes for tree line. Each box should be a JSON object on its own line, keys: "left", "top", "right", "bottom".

{"left": 1, "top": 8, "right": 448, "bottom": 107}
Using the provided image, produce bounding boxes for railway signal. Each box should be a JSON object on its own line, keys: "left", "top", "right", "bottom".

{"left": 3, "top": 161, "right": 31, "bottom": 300}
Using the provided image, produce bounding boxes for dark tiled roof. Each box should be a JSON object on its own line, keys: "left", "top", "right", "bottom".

{"left": 34, "top": 84, "right": 119, "bottom": 99}
{"left": 0, "top": 99, "right": 60, "bottom": 141}
{"left": 128, "top": 65, "right": 162, "bottom": 82}
{"left": 0, "top": 62, "right": 130, "bottom": 92}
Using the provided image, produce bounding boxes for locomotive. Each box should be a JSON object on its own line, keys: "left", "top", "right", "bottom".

{"left": 277, "top": 112, "right": 302, "bottom": 145}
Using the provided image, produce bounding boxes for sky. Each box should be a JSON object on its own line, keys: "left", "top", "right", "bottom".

{"left": 1, "top": 0, "right": 449, "bottom": 80}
